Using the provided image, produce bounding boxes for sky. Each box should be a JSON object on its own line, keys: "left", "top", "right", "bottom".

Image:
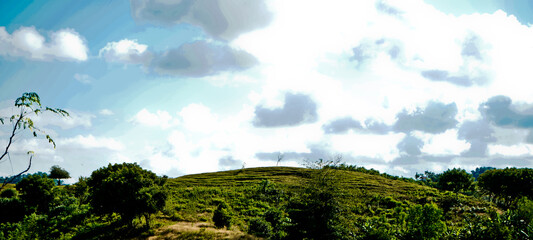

{"left": 1, "top": 0, "right": 533, "bottom": 182}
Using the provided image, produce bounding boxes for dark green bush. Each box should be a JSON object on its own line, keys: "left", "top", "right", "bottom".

{"left": 213, "top": 202, "right": 232, "bottom": 229}
{"left": 0, "top": 189, "right": 17, "bottom": 199}
{"left": 248, "top": 217, "right": 273, "bottom": 238}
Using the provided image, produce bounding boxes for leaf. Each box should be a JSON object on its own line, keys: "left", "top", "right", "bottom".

{"left": 46, "top": 135, "right": 56, "bottom": 148}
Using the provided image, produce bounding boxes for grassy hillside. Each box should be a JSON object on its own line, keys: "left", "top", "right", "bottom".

{"left": 150, "top": 167, "right": 496, "bottom": 239}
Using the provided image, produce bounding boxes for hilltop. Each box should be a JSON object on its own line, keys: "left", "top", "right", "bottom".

{"left": 146, "top": 166, "right": 496, "bottom": 239}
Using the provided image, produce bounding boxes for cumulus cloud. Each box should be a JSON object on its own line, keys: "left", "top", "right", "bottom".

{"left": 397, "top": 134, "right": 424, "bottom": 156}
{"left": 419, "top": 33, "right": 490, "bottom": 86}
{"left": 322, "top": 117, "right": 362, "bottom": 134}
{"left": 99, "top": 39, "right": 153, "bottom": 64}
{"left": 393, "top": 101, "right": 458, "bottom": 134}
{"left": 253, "top": 93, "right": 318, "bottom": 127}
{"left": 130, "top": 0, "right": 273, "bottom": 40}
{"left": 375, "top": 0, "right": 403, "bottom": 17}
{"left": 219, "top": 156, "right": 242, "bottom": 169}
{"left": 132, "top": 109, "right": 178, "bottom": 129}
{"left": 0, "top": 26, "right": 88, "bottom": 61}
{"left": 74, "top": 73, "right": 93, "bottom": 84}
{"left": 322, "top": 117, "right": 391, "bottom": 135}
{"left": 480, "top": 95, "right": 533, "bottom": 128}
{"left": 99, "top": 39, "right": 258, "bottom": 77}
{"left": 152, "top": 40, "right": 257, "bottom": 77}
{"left": 458, "top": 120, "right": 496, "bottom": 157}
{"left": 99, "top": 109, "right": 114, "bottom": 116}
{"left": 350, "top": 38, "right": 403, "bottom": 67}
{"left": 60, "top": 135, "right": 124, "bottom": 151}
{"left": 420, "top": 70, "right": 478, "bottom": 87}
{"left": 33, "top": 110, "right": 94, "bottom": 130}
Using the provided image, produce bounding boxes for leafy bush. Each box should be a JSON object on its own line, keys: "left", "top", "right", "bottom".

{"left": 400, "top": 203, "right": 446, "bottom": 240}
{"left": 87, "top": 163, "right": 168, "bottom": 227}
{"left": 0, "top": 188, "right": 17, "bottom": 199}
{"left": 16, "top": 174, "right": 55, "bottom": 213}
{"left": 213, "top": 202, "right": 232, "bottom": 229}
{"left": 479, "top": 168, "right": 533, "bottom": 205}
{"left": 437, "top": 168, "right": 474, "bottom": 193}
{"left": 248, "top": 217, "right": 273, "bottom": 238}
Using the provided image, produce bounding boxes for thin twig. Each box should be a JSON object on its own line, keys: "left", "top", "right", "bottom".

{"left": 0, "top": 154, "right": 33, "bottom": 191}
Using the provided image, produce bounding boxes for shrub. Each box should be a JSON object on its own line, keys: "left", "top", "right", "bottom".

{"left": 16, "top": 174, "right": 55, "bottom": 213}
{"left": 213, "top": 202, "right": 232, "bottom": 229}
{"left": 248, "top": 217, "right": 273, "bottom": 238}
{"left": 0, "top": 189, "right": 17, "bottom": 199}
{"left": 87, "top": 163, "right": 168, "bottom": 227}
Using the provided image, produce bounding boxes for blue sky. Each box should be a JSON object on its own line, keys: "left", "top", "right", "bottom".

{"left": 1, "top": 0, "right": 533, "bottom": 181}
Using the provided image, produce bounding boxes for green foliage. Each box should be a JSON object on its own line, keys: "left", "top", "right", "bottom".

{"left": 415, "top": 171, "right": 440, "bottom": 187}
{"left": 471, "top": 167, "right": 495, "bottom": 180}
{"left": 248, "top": 217, "right": 273, "bottom": 238}
{"left": 87, "top": 163, "right": 168, "bottom": 226}
{"left": 49, "top": 165, "right": 71, "bottom": 185}
{"left": 213, "top": 201, "right": 232, "bottom": 229}
{"left": 0, "top": 197, "right": 25, "bottom": 223}
{"left": 72, "top": 177, "right": 89, "bottom": 204}
{"left": 478, "top": 168, "right": 533, "bottom": 205}
{"left": 327, "top": 163, "right": 416, "bottom": 183}
{"left": 401, "top": 203, "right": 446, "bottom": 240}
{"left": 286, "top": 162, "right": 349, "bottom": 239}
{"left": 0, "top": 188, "right": 17, "bottom": 199}
{"left": 16, "top": 174, "right": 55, "bottom": 213}
{"left": 513, "top": 197, "right": 533, "bottom": 224}
{"left": 0, "top": 92, "right": 68, "bottom": 189}
{"left": 437, "top": 168, "right": 474, "bottom": 193}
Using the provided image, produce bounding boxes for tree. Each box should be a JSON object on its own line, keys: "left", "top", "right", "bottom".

{"left": 287, "top": 157, "right": 349, "bottom": 239}
{"left": 478, "top": 168, "right": 533, "bottom": 205}
{"left": 401, "top": 203, "right": 446, "bottom": 240}
{"left": 437, "top": 168, "right": 474, "bottom": 193}
{"left": 87, "top": 163, "right": 168, "bottom": 227}
{"left": 213, "top": 201, "right": 232, "bottom": 229}
{"left": 0, "top": 92, "right": 68, "bottom": 190}
{"left": 471, "top": 166, "right": 496, "bottom": 180}
{"left": 48, "top": 165, "right": 70, "bottom": 186}
{"left": 16, "top": 174, "right": 55, "bottom": 213}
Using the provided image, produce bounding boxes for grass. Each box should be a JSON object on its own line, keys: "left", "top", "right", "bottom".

{"left": 145, "top": 166, "right": 496, "bottom": 238}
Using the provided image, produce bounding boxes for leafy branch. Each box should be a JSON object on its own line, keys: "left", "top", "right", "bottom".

{"left": 0, "top": 92, "right": 69, "bottom": 190}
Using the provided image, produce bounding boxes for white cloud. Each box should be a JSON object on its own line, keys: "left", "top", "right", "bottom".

{"left": 488, "top": 144, "right": 533, "bottom": 157}
{"left": 34, "top": 110, "right": 94, "bottom": 130}
{"left": 99, "top": 39, "right": 152, "bottom": 64}
{"left": 99, "top": 109, "right": 114, "bottom": 116}
{"left": 74, "top": 73, "right": 93, "bottom": 84}
{"left": 179, "top": 103, "right": 218, "bottom": 134}
{"left": 0, "top": 26, "right": 88, "bottom": 61}
{"left": 419, "top": 130, "right": 471, "bottom": 155}
{"left": 132, "top": 109, "right": 178, "bottom": 129}
{"left": 60, "top": 135, "right": 124, "bottom": 151}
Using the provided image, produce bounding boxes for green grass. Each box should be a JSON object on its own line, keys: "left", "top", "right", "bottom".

{"left": 157, "top": 166, "right": 495, "bottom": 235}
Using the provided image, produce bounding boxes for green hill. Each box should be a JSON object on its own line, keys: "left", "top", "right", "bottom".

{"left": 150, "top": 167, "right": 496, "bottom": 239}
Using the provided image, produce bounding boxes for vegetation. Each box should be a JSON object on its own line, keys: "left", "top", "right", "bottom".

{"left": 87, "top": 163, "right": 168, "bottom": 228}
{"left": 49, "top": 165, "right": 71, "bottom": 186}
{"left": 437, "top": 168, "right": 474, "bottom": 193}
{"left": 0, "top": 92, "right": 68, "bottom": 190}
{"left": 0, "top": 162, "right": 532, "bottom": 239}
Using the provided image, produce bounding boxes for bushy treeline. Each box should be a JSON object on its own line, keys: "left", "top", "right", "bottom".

{"left": 0, "top": 163, "right": 168, "bottom": 239}
{"left": 1, "top": 162, "right": 532, "bottom": 239}
{"left": 0, "top": 171, "right": 48, "bottom": 185}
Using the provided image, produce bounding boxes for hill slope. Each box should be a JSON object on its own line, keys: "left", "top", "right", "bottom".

{"left": 146, "top": 167, "right": 495, "bottom": 239}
